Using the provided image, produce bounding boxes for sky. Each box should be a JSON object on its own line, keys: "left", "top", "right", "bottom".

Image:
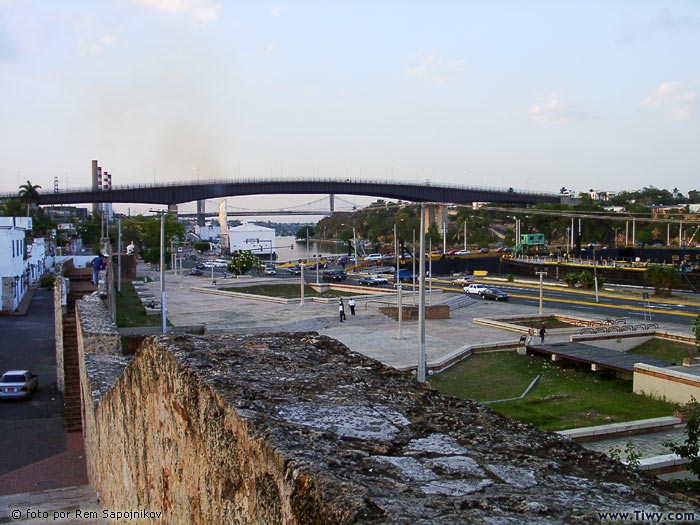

{"left": 1, "top": 0, "right": 699, "bottom": 216}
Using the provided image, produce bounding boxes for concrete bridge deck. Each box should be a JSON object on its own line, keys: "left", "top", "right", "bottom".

{"left": 528, "top": 341, "right": 671, "bottom": 373}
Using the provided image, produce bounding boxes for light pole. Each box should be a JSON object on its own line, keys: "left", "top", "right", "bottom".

{"left": 443, "top": 221, "right": 446, "bottom": 255}
{"left": 412, "top": 229, "right": 416, "bottom": 306}
{"left": 593, "top": 249, "right": 599, "bottom": 303}
{"left": 535, "top": 270, "right": 546, "bottom": 315}
{"left": 428, "top": 238, "right": 432, "bottom": 306}
{"left": 300, "top": 260, "right": 305, "bottom": 306}
{"left": 463, "top": 220, "right": 467, "bottom": 251}
{"left": 148, "top": 210, "right": 167, "bottom": 334}
{"left": 418, "top": 203, "right": 427, "bottom": 382}
{"left": 395, "top": 223, "right": 402, "bottom": 340}
{"left": 117, "top": 218, "right": 122, "bottom": 293}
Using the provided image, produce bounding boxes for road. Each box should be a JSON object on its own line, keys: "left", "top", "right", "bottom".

{"left": 0, "top": 289, "right": 66, "bottom": 476}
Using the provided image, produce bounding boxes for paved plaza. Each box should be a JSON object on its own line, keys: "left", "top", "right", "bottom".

{"left": 137, "top": 267, "right": 697, "bottom": 371}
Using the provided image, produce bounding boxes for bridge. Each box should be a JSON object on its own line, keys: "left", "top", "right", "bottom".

{"left": 7, "top": 178, "right": 560, "bottom": 207}
{"left": 179, "top": 210, "right": 333, "bottom": 218}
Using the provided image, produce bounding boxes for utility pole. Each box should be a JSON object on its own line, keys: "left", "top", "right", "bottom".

{"left": 625, "top": 221, "right": 629, "bottom": 246}
{"left": 148, "top": 210, "right": 167, "bottom": 334}
{"left": 300, "top": 261, "right": 305, "bottom": 306}
{"left": 463, "top": 220, "right": 467, "bottom": 251}
{"left": 565, "top": 227, "right": 570, "bottom": 257}
{"left": 117, "top": 218, "right": 122, "bottom": 293}
{"left": 593, "top": 250, "right": 599, "bottom": 303}
{"left": 395, "top": 223, "right": 402, "bottom": 340}
{"left": 632, "top": 217, "right": 636, "bottom": 246}
{"left": 536, "top": 270, "right": 546, "bottom": 315}
{"left": 418, "top": 203, "right": 426, "bottom": 382}
{"left": 443, "top": 221, "right": 446, "bottom": 255}
{"left": 412, "top": 229, "right": 416, "bottom": 306}
{"left": 429, "top": 238, "right": 432, "bottom": 306}
{"left": 667, "top": 223, "right": 670, "bottom": 246}
{"left": 315, "top": 254, "right": 319, "bottom": 285}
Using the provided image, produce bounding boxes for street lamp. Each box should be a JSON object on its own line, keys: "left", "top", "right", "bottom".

{"left": 149, "top": 209, "right": 167, "bottom": 334}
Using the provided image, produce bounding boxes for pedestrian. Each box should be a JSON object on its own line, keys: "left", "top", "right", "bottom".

{"left": 91, "top": 253, "right": 106, "bottom": 285}
{"left": 526, "top": 327, "right": 534, "bottom": 345}
{"left": 539, "top": 324, "right": 547, "bottom": 345}
{"left": 348, "top": 298, "right": 356, "bottom": 316}
{"left": 339, "top": 301, "right": 345, "bottom": 322}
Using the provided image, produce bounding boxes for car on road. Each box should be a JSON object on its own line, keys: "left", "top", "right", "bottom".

{"left": 479, "top": 248, "right": 490, "bottom": 253}
{"left": 189, "top": 268, "right": 203, "bottom": 276}
{"left": 381, "top": 254, "right": 395, "bottom": 262}
{"left": 323, "top": 270, "right": 347, "bottom": 282}
{"left": 480, "top": 288, "right": 509, "bottom": 301}
{"left": 264, "top": 265, "right": 277, "bottom": 276}
{"left": 463, "top": 283, "right": 488, "bottom": 295}
{"left": 287, "top": 265, "right": 302, "bottom": 275}
{"left": 0, "top": 370, "right": 38, "bottom": 400}
{"left": 453, "top": 276, "right": 475, "bottom": 285}
{"left": 359, "top": 275, "right": 389, "bottom": 286}
{"left": 454, "top": 249, "right": 471, "bottom": 255}
{"left": 365, "top": 253, "right": 383, "bottom": 262}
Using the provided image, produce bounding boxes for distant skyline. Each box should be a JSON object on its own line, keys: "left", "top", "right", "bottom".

{"left": 2, "top": 0, "right": 699, "bottom": 215}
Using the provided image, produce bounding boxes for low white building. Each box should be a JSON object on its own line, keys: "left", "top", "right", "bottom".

{"left": 196, "top": 225, "right": 221, "bottom": 242}
{"left": 0, "top": 217, "right": 34, "bottom": 312}
{"left": 229, "top": 223, "right": 275, "bottom": 255}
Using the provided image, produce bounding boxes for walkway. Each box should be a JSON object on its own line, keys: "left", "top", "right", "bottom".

{"left": 528, "top": 342, "right": 671, "bottom": 373}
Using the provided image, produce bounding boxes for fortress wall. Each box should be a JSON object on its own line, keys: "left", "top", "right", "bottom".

{"left": 75, "top": 327, "right": 700, "bottom": 522}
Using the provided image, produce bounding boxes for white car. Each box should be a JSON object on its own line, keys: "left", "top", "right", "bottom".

{"left": 453, "top": 276, "right": 475, "bottom": 286}
{"left": 455, "top": 250, "right": 471, "bottom": 255}
{"left": 0, "top": 370, "right": 38, "bottom": 400}
{"left": 464, "top": 283, "right": 488, "bottom": 295}
{"left": 365, "top": 253, "right": 383, "bottom": 261}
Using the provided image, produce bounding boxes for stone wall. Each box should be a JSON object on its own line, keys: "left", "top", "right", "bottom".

{"left": 76, "top": 295, "right": 120, "bottom": 356}
{"left": 53, "top": 259, "right": 73, "bottom": 393}
{"left": 77, "top": 328, "right": 700, "bottom": 523}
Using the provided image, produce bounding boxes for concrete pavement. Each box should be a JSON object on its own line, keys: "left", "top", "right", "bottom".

{"left": 138, "top": 266, "right": 696, "bottom": 371}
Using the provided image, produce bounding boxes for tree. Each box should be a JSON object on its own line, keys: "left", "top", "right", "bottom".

{"left": 644, "top": 265, "right": 680, "bottom": 296}
{"left": 666, "top": 397, "right": 700, "bottom": 481}
{"left": 194, "top": 241, "right": 210, "bottom": 252}
{"left": 228, "top": 251, "right": 265, "bottom": 275}
{"left": 295, "top": 225, "right": 315, "bottom": 239}
{"left": 18, "top": 180, "right": 41, "bottom": 216}
{"left": 0, "top": 199, "right": 26, "bottom": 217}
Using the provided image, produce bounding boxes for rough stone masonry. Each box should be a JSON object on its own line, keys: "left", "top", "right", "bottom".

{"left": 81, "top": 332, "right": 700, "bottom": 523}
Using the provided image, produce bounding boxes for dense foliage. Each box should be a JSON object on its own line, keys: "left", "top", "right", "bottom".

{"left": 644, "top": 265, "right": 680, "bottom": 296}
{"left": 228, "top": 250, "right": 266, "bottom": 275}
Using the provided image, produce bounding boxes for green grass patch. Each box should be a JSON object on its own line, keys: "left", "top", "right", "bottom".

{"left": 429, "top": 352, "right": 678, "bottom": 431}
{"left": 629, "top": 338, "right": 697, "bottom": 364}
{"left": 513, "top": 316, "right": 576, "bottom": 329}
{"left": 115, "top": 280, "right": 166, "bottom": 327}
{"left": 221, "top": 283, "right": 357, "bottom": 298}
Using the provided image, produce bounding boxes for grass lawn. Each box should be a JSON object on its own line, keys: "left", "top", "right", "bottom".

{"left": 629, "top": 338, "right": 697, "bottom": 364}
{"left": 115, "top": 280, "right": 164, "bottom": 327}
{"left": 513, "top": 316, "right": 576, "bottom": 329}
{"left": 221, "top": 283, "right": 357, "bottom": 298}
{"left": 429, "top": 352, "right": 678, "bottom": 432}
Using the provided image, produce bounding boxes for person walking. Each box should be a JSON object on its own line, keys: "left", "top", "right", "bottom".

{"left": 526, "top": 327, "right": 534, "bottom": 346}
{"left": 348, "top": 298, "right": 356, "bottom": 316}
{"left": 91, "top": 254, "right": 106, "bottom": 286}
{"left": 339, "top": 301, "right": 345, "bottom": 322}
{"left": 539, "top": 324, "right": 547, "bottom": 345}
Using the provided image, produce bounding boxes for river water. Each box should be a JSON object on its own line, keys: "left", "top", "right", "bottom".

{"left": 274, "top": 236, "right": 349, "bottom": 263}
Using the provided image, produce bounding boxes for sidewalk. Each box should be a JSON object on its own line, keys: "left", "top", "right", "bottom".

{"left": 0, "top": 433, "right": 88, "bottom": 496}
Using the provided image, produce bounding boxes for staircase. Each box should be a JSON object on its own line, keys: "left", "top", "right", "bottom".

{"left": 62, "top": 269, "right": 96, "bottom": 433}
{"left": 439, "top": 293, "right": 475, "bottom": 312}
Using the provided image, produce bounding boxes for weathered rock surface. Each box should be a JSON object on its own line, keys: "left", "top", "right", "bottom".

{"left": 80, "top": 332, "right": 700, "bottom": 523}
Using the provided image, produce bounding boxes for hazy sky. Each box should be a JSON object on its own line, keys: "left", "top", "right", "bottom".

{"left": 1, "top": 0, "right": 699, "bottom": 215}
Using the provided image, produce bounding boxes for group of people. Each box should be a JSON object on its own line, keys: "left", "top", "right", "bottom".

{"left": 338, "top": 298, "right": 356, "bottom": 322}
{"left": 526, "top": 324, "right": 547, "bottom": 345}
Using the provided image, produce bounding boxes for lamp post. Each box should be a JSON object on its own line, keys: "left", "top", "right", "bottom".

{"left": 418, "top": 203, "right": 427, "bottom": 382}
{"left": 315, "top": 254, "right": 320, "bottom": 285}
{"left": 464, "top": 220, "right": 467, "bottom": 251}
{"left": 395, "top": 223, "right": 402, "bottom": 340}
{"left": 428, "top": 238, "right": 432, "bottom": 306}
{"left": 117, "top": 218, "right": 122, "bottom": 293}
{"left": 536, "top": 270, "right": 546, "bottom": 315}
{"left": 149, "top": 209, "right": 168, "bottom": 334}
{"left": 412, "top": 229, "right": 416, "bottom": 306}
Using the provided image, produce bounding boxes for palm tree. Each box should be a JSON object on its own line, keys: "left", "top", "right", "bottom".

{"left": 18, "top": 180, "right": 41, "bottom": 216}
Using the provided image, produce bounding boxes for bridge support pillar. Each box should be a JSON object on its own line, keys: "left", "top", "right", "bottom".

{"left": 329, "top": 194, "right": 335, "bottom": 213}
{"left": 424, "top": 204, "right": 448, "bottom": 234}
{"left": 196, "top": 200, "right": 206, "bottom": 227}
{"left": 167, "top": 203, "right": 178, "bottom": 217}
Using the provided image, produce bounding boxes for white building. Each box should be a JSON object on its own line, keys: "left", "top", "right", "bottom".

{"left": 196, "top": 225, "right": 221, "bottom": 242}
{"left": 0, "top": 217, "right": 34, "bottom": 312}
{"left": 229, "top": 223, "right": 275, "bottom": 255}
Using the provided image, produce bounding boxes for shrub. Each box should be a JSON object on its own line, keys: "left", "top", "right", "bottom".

{"left": 39, "top": 273, "right": 55, "bottom": 289}
{"left": 645, "top": 265, "right": 680, "bottom": 296}
{"left": 506, "top": 274, "right": 514, "bottom": 282}
{"left": 666, "top": 397, "right": 700, "bottom": 480}
{"left": 564, "top": 273, "right": 579, "bottom": 287}
{"left": 194, "top": 241, "right": 210, "bottom": 252}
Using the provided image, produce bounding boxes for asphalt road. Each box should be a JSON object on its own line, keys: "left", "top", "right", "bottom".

{"left": 0, "top": 289, "right": 66, "bottom": 476}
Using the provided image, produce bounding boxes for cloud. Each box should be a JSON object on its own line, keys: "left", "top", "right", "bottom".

{"left": 527, "top": 93, "right": 572, "bottom": 125}
{"left": 641, "top": 81, "right": 697, "bottom": 122}
{"left": 271, "top": 7, "right": 282, "bottom": 16}
{"left": 99, "top": 34, "right": 117, "bottom": 46}
{"left": 405, "top": 51, "right": 465, "bottom": 84}
{"left": 133, "top": 0, "right": 221, "bottom": 28}
{"left": 77, "top": 34, "right": 117, "bottom": 56}
{"left": 258, "top": 42, "right": 277, "bottom": 56}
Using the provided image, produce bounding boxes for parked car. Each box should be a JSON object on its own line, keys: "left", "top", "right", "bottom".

{"left": 464, "top": 283, "right": 488, "bottom": 295}
{"left": 479, "top": 248, "right": 490, "bottom": 253}
{"left": 0, "top": 370, "right": 38, "bottom": 400}
{"left": 480, "top": 288, "right": 509, "bottom": 301}
{"left": 365, "top": 253, "right": 383, "bottom": 262}
{"left": 381, "top": 254, "right": 395, "bottom": 262}
{"left": 453, "top": 276, "right": 474, "bottom": 285}
{"left": 323, "top": 270, "right": 347, "bottom": 282}
{"left": 287, "top": 265, "right": 302, "bottom": 275}
{"left": 189, "top": 268, "right": 203, "bottom": 276}
{"left": 264, "top": 265, "right": 276, "bottom": 276}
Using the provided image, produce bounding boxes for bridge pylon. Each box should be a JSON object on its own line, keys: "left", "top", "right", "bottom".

{"left": 167, "top": 203, "right": 178, "bottom": 217}
{"left": 424, "top": 204, "right": 448, "bottom": 234}
{"left": 329, "top": 194, "right": 335, "bottom": 213}
{"left": 196, "top": 200, "right": 206, "bottom": 227}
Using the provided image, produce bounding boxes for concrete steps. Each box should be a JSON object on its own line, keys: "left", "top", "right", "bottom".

{"left": 439, "top": 294, "right": 475, "bottom": 311}
{"left": 0, "top": 485, "right": 105, "bottom": 524}
{"left": 62, "top": 297, "right": 83, "bottom": 433}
